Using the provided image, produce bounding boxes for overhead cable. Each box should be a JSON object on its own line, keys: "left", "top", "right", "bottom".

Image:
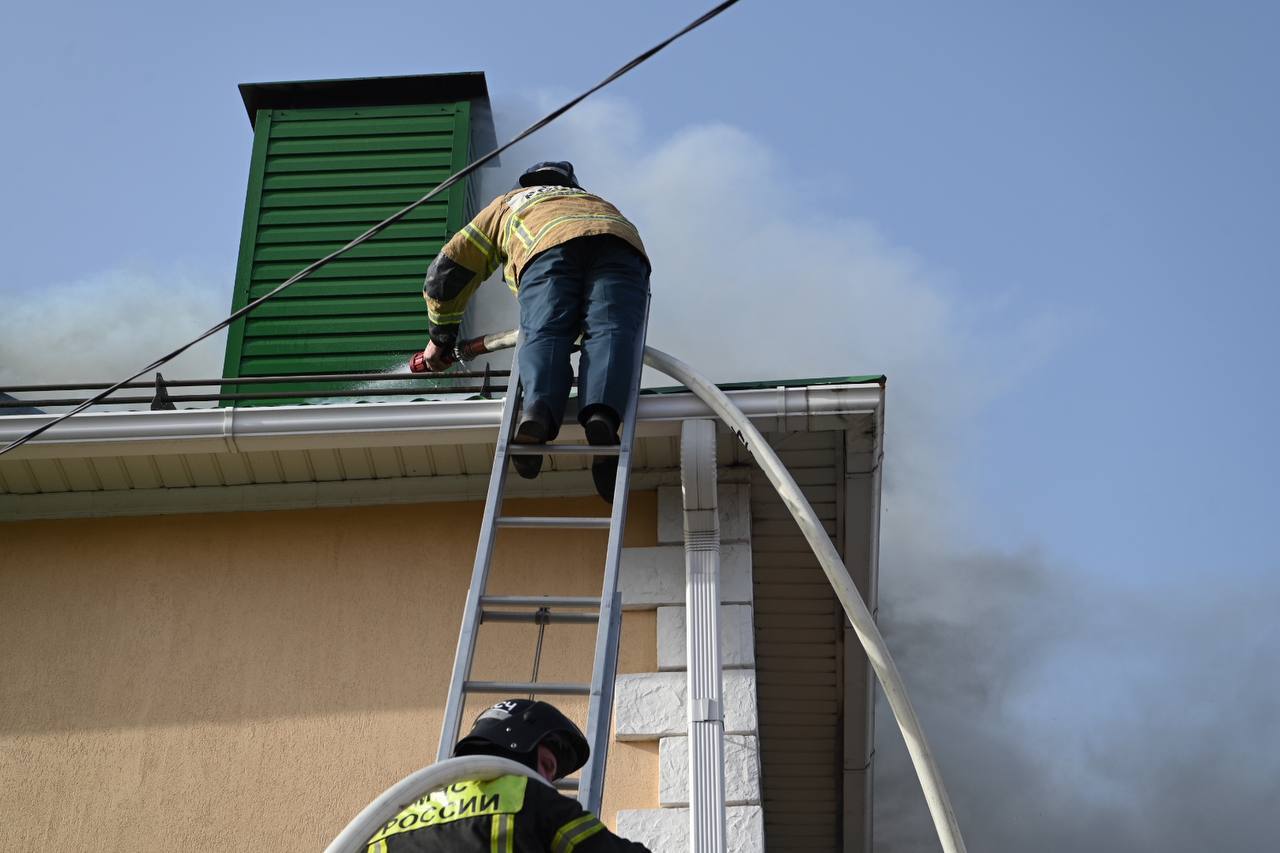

{"left": 0, "top": 0, "right": 742, "bottom": 458}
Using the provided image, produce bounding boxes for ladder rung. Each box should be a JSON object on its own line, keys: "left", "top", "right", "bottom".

{"left": 465, "top": 680, "right": 591, "bottom": 696}
{"left": 482, "top": 610, "right": 599, "bottom": 624}
{"left": 497, "top": 516, "right": 612, "bottom": 529}
{"left": 506, "top": 443, "right": 622, "bottom": 456}
{"left": 479, "top": 595, "right": 601, "bottom": 608}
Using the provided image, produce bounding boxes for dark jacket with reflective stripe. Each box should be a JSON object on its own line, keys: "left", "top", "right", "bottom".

{"left": 422, "top": 186, "right": 647, "bottom": 347}
{"left": 365, "top": 774, "right": 651, "bottom": 853}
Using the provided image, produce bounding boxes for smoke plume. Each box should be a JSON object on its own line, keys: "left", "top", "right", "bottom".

{"left": 5, "top": 94, "right": 1275, "bottom": 851}
{"left": 0, "top": 266, "right": 228, "bottom": 390}
{"left": 487, "top": 95, "right": 1280, "bottom": 851}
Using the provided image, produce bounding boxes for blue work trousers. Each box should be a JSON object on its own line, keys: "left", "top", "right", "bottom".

{"left": 516, "top": 235, "right": 650, "bottom": 437}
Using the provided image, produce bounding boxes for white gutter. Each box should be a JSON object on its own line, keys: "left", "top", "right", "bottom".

{"left": 0, "top": 384, "right": 881, "bottom": 460}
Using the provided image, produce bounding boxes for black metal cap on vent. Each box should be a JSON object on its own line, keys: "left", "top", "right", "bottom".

{"left": 236, "top": 72, "right": 498, "bottom": 170}
{"left": 238, "top": 72, "right": 490, "bottom": 126}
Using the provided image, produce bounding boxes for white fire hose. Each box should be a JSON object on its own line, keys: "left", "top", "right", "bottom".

{"left": 324, "top": 756, "right": 551, "bottom": 853}
{"left": 642, "top": 346, "right": 966, "bottom": 853}
{"left": 327, "top": 339, "right": 967, "bottom": 853}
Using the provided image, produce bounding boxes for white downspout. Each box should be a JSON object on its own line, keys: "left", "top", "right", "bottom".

{"left": 681, "top": 418, "right": 728, "bottom": 853}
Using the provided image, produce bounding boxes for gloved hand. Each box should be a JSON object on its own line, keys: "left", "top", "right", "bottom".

{"left": 410, "top": 340, "right": 455, "bottom": 373}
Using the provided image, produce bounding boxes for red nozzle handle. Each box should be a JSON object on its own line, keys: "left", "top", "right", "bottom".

{"left": 409, "top": 351, "right": 429, "bottom": 373}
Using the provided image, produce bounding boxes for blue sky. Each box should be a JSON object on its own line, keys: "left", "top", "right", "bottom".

{"left": 3, "top": 1, "right": 1277, "bottom": 849}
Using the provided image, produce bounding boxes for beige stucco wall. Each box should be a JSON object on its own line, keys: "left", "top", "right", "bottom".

{"left": 0, "top": 493, "right": 659, "bottom": 850}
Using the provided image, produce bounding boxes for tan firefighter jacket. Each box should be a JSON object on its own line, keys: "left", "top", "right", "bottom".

{"left": 422, "top": 186, "right": 647, "bottom": 345}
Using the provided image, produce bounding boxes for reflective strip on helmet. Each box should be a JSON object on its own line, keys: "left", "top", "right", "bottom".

{"left": 551, "top": 814, "right": 605, "bottom": 853}
{"left": 490, "top": 812, "right": 514, "bottom": 853}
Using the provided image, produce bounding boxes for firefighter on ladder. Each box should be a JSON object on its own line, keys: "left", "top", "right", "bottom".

{"left": 365, "top": 699, "right": 651, "bottom": 852}
{"left": 413, "top": 161, "right": 651, "bottom": 502}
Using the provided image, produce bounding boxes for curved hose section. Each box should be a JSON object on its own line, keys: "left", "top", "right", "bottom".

{"left": 641, "top": 346, "right": 967, "bottom": 853}
{"left": 350, "top": 336, "right": 966, "bottom": 853}
{"left": 324, "top": 756, "right": 551, "bottom": 853}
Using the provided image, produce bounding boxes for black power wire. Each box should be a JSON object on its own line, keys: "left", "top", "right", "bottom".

{"left": 0, "top": 0, "right": 742, "bottom": 458}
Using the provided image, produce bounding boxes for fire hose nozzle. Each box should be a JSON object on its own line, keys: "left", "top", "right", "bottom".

{"left": 409, "top": 329, "right": 510, "bottom": 374}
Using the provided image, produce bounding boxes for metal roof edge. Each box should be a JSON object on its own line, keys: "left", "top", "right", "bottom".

{"left": 644, "top": 374, "right": 886, "bottom": 395}
{"left": 0, "top": 383, "right": 884, "bottom": 461}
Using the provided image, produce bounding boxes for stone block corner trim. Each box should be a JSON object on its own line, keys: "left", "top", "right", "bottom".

{"left": 616, "top": 805, "right": 763, "bottom": 853}
{"left": 620, "top": 543, "right": 753, "bottom": 609}
{"left": 614, "top": 670, "right": 758, "bottom": 740}
{"left": 659, "top": 734, "right": 761, "bottom": 807}
{"left": 656, "top": 604, "right": 756, "bottom": 671}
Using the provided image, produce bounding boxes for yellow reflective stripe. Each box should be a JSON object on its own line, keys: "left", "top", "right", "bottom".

{"left": 367, "top": 840, "right": 388, "bottom": 853}
{"left": 526, "top": 214, "right": 639, "bottom": 256}
{"left": 368, "top": 776, "right": 528, "bottom": 845}
{"left": 504, "top": 198, "right": 563, "bottom": 251}
{"left": 552, "top": 814, "right": 605, "bottom": 853}
{"left": 462, "top": 224, "right": 501, "bottom": 276}
{"left": 463, "top": 223, "right": 498, "bottom": 258}
{"left": 552, "top": 814, "right": 594, "bottom": 853}
{"left": 507, "top": 217, "right": 536, "bottom": 250}
{"left": 490, "top": 812, "right": 514, "bottom": 853}
{"left": 570, "top": 822, "right": 604, "bottom": 852}
{"left": 428, "top": 305, "right": 468, "bottom": 324}
{"left": 502, "top": 187, "right": 593, "bottom": 253}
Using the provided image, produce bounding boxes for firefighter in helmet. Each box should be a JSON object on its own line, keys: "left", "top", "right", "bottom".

{"left": 365, "top": 699, "right": 652, "bottom": 852}
{"left": 415, "top": 161, "right": 651, "bottom": 503}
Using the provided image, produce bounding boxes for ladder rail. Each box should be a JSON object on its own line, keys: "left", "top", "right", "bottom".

{"left": 435, "top": 339, "right": 527, "bottom": 762}
{"left": 576, "top": 294, "right": 652, "bottom": 815}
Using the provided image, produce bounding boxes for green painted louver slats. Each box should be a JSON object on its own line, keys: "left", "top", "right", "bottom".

{"left": 256, "top": 204, "right": 448, "bottom": 226}
{"left": 222, "top": 101, "right": 474, "bottom": 405}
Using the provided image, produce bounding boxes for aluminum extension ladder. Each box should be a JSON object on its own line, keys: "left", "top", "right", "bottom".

{"left": 435, "top": 306, "right": 649, "bottom": 816}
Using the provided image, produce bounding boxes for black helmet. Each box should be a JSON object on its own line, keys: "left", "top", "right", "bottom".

{"left": 452, "top": 699, "right": 590, "bottom": 779}
{"left": 518, "top": 161, "right": 580, "bottom": 189}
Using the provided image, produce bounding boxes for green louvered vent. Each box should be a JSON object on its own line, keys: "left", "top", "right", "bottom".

{"left": 222, "top": 102, "right": 474, "bottom": 405}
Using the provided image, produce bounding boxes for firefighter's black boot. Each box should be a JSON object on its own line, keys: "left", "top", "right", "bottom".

{"left": 582, "top": 407, "right": 621, "bottom": 502}
{"left": 511, "top": 401, "right": 554, "bottom": 479}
